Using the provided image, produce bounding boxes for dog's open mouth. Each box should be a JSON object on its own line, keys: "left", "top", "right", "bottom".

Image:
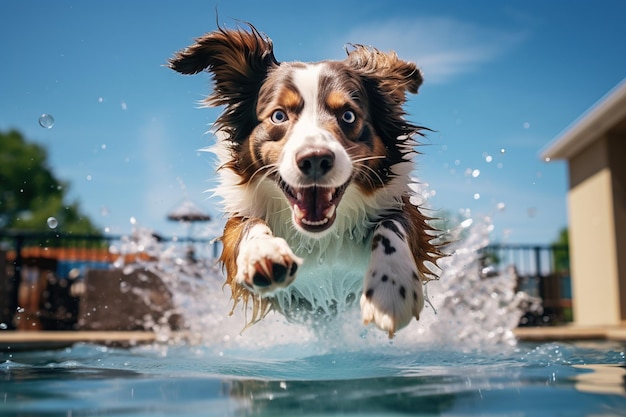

{"left": 279, "top": 179, "right": 349, "bottom": 233}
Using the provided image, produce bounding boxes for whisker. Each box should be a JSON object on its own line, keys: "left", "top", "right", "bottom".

{"left": 245, "top": 164, "right": 279, "bottom": 200}
{"left": 273, "top": 204, "right": 292, "bottom": 215}
{"left": 352, "top": 155, "right": 386, "bottom": 164}
{"left": 349, "top": 152, "right": 390, "bottom": 190}
{"left": 248, "top": 164, "right": 275, "bottom": 183}
{"left": 354, "top": 162, "right": 386, "bottom": 189}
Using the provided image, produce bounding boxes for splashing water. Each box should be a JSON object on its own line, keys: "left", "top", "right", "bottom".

{"left": 8, "top": 199, "right": 625, "bottom": 417}
{"left": 46, "top": 216, "right": 58, "bottom": 229}
{"left": 115, "top": 203, "right": 528, "bottom": 353}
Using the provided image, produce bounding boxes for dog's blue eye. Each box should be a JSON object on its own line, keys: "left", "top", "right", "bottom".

{"left": 270, "top": 110, "right": 288, "bottom": 124}
{"left": 341, "top": 110, "right": 356, "bottom": 124}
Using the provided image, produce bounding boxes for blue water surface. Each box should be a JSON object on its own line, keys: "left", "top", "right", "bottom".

{"left": 1, "top": 339, "right": 625, "bottom": 417}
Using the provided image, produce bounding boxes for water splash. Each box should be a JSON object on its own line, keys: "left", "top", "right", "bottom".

{"left": 46, "top": 216, "right": 58, "bottom": 229}
{"left": 113, "top": 205, "right": 529, "bottom": 352}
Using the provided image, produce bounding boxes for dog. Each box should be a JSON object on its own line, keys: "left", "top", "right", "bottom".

{"left": 169, "top": 24, "right": 442, "bottom": 338}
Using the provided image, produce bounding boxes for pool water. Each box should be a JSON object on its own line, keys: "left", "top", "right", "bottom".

{"left": 2, "top": 216, "right": 625, "bottom": 416}
{"left": 1, "top": 340, "right": 625, "bottom": 416}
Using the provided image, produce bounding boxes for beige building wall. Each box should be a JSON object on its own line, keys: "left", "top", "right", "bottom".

{"left": 568, "top": 135, "right": 625, "bottom": 326}
{"left": 607, "top": 131, "right": 626, "bottom": 322}
{"left": 541, "top": 79, "right": 626, "bottom": 327}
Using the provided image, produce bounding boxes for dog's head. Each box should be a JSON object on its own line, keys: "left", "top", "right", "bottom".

{"left": 169, "top": 24, "right": 424, "bottom": 236}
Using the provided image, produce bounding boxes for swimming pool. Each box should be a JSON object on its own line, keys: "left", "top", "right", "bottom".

{"left": 1, "top": 339, "right": 625, "bottom": 416}
{"left": 2, "top": 218, "right": 625, "bottom": 416}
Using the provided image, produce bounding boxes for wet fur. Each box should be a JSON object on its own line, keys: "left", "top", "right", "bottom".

{"left": 169, "top": 23, "right": 443, "bottom": 337}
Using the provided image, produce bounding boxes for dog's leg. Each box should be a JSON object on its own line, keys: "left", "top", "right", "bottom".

{"left": 360, "top": 218, "right": 425, "bottom": 338}
{"left": 220, "top": 217, "right": 302, "bottom": 295}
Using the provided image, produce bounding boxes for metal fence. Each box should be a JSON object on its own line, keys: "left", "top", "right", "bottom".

{"left": 480, "top": 244, "right": 569, "bottom": 278}
{"left": 480, "top": 243, "right": 571, "bottom": 325}
{"left": 0, "top": 230, "right": 216, "bottom": 330}
{"left": 1, "top": 230, "right": 571, "bottom": 330}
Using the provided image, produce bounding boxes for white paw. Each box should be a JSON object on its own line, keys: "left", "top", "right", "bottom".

{"left": 235, "top": 235, "right": 303, "bottom": 295}
{"left": 360, "top": 220, "right": 424, "bottom": 338}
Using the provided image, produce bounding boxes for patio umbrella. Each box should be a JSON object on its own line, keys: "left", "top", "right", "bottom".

{"left": 167, "top": 199, "right": 212, "bottom": 223}
{"left": 166, "top": 199, "right": 212, "bottom": 262}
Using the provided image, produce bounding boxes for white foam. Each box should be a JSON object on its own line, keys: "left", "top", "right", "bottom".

{"left": 117, "top": 182, "right": 528, "bottom": 352}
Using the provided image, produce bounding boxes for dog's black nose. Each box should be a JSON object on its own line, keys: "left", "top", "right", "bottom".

{"left": 296, "top": 148, "right": 335, "bottom": 179}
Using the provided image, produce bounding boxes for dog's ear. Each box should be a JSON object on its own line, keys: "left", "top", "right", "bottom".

{"left": 344, "top": 45, "right": 426, "bottom": 145}
{"left": 344, "top": 45, "right": 422, "bottom": 103}
{"left": 168, "top": 24, "right": 278, "bottom": 108}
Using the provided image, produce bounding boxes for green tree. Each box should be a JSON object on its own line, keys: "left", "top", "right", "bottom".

{"left": 0, "top": 129, "right": 100, "bottom": 234}
{"left": 551, "top": 227, "right": 569, "bottom": 273}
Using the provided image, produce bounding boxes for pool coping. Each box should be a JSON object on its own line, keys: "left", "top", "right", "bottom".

{"left": 0, "top": 331, "right": 159, "bottom": 351}
{"left": 1, "top": 326, "right": 625, "bottom": 352}
{"left": 514, "top": 325, "right": 626, "bottom": 342}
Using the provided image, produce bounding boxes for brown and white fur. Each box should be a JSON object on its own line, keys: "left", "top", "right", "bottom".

{"left": 169, "top": 24, "right": 442, "bottom": 338}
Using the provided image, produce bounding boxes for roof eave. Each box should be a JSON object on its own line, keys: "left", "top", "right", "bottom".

{"left": 540, "top": 78, "right": 626, "bottom": 161}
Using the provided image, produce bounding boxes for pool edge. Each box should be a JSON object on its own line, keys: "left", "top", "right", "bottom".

{"left": 1, "top": 326, "right": 625, "bottom": 351}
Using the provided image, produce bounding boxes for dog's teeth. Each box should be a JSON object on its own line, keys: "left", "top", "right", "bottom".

{"left": 326, "top": 191, "right": 333, "bottom": 201}
{"left": 325, "top": 204, "right": 336, "bottom": 219}
{"left": 294, "top": 204, "right": 305, "bottom": 220}
{"left": 297, "top": 192, "right": 303, "bottom": 201}
{"left": 302, "top": 218, "right": 329, "bottom": 226}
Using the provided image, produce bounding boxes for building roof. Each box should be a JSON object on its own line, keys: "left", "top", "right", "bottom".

{"left": 540, "top": 78, "right": 626, "bottom": 161}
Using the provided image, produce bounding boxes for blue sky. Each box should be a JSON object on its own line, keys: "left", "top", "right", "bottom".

{"left": 1, "top": 0, "right": 625, "bottom": 244}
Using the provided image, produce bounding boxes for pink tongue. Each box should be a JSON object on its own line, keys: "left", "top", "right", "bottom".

{"left": 298, "top": 187, "right": 332, "bottom": 221}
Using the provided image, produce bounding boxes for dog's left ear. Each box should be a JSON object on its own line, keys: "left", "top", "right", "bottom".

{"left": 344, "top": 45, "right": 422, "bottom": 103}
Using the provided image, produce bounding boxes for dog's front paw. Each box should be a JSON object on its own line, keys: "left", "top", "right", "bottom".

{"left": 236, "top": 236, "right": 303, "bottom": 295}
{"left": 360, "top": 220, "right": 425, "bottom": 338}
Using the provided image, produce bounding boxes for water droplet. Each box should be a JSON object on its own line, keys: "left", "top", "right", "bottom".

{"left": 544, "top": 157, "right": 551, "bottom": 162}
{"left": 86, "top": 175, "right": 92, "bottom": 181}
{"left": 460, "top": 218, "right": 473, "bottom": 228}
{"left": 98, "top": 97, "right": 104, "bottom": 103}
{"left": 47, "top": 217, "right": 58, "bottom": 229}
{"left": 120, "top": 101, "right": 128, "bottom": 111}
{"left": 0, "top": 323, "right": 7, "bottom": 330}
{"left": 472, "top": 169, "right": 480, "bottom": 178}
{"left": 130, "top": 216, "right": 137, "bottom": 225}
{"left": 497, "top": 202, "right": 506, "bottom": 211}
{"left": 523, "top": 122, "right": 530, "bottom": 129}
{"left": 38, "top": 113, "right": 55, "bottom": 128}
{"left": 101, "top": 144, "right": 107, "bottom": 150}
{"left": 500, "top": 148, "right": 506, "bottom": 154}
{"left": 485, "top": 155, "right": 493, "bottom": 163}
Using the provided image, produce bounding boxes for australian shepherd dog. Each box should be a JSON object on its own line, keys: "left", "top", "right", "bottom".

{"left": 169, "top": 24, "right": 443, "bottom": 338}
